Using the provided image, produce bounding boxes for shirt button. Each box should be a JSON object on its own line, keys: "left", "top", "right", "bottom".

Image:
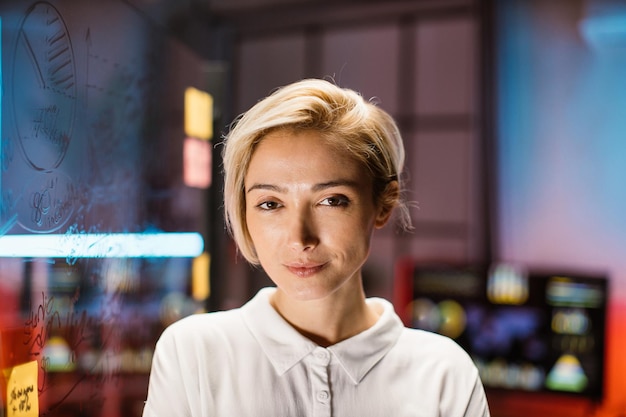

{"left": 314, "top": 348, "right": 330, "bottom": 363}
{"left": 316, "top": 390, "right": 330, "bottom": 403}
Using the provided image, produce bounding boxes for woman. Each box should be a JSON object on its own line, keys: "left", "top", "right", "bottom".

{"left": 143, "top": 79, "right": 490, "bottom": 416}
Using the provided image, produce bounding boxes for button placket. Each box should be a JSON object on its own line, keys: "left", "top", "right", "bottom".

{"left": 310, "top": 347, "right": 332, "bottom": 417}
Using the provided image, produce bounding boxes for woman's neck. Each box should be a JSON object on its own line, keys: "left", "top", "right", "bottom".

{"left": 269, "top": 282, "right": 381, "bottom": 347}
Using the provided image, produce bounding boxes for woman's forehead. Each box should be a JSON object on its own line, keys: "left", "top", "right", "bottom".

{"left": 245, "top": 130, "right": 370, "bottom": 186}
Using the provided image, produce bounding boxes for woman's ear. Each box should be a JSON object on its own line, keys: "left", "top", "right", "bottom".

{"left": 375, "top": 180, "right": 400, "bottom": 228}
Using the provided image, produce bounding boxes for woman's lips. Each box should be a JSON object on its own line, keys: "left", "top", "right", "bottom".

{"left": 285, "top": 263, "right": 326, "bottom": 278}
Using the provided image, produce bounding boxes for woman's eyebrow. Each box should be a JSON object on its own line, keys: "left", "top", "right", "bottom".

{"left": 246, "top": 179, "right": 360, "bottom": 194}
{"left": 311, "top": 180, "right": 360, "bottom": 192}
{"left": 246, "top": 183, "right": 285, "bottom": 194}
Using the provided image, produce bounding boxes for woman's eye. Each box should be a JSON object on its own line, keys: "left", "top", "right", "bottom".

{"left": 320, "top": 196, "right": 350, "bottom": 207}
{"left": 258, "top": 201, "right": 280, "bottom": 210}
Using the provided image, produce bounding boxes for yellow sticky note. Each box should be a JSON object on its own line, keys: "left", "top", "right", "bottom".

{"left": 185, "top": 87, "right": 213, "bottom": 140}
{"left": 6, "top": 360, "right": 39, "bottom": 417}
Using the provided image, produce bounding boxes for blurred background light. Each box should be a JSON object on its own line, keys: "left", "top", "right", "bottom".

{"left": 0, "top": 232, "right": 204, "bottom": 258}
{"left": 580, "top": 1, "right": 626, "bottom": 50}
{"left": 184, "top": 87, "right": 213, "bottom": 140}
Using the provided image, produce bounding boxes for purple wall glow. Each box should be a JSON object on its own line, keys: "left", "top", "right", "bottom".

{"left": 496, "top": 0, "right": 626, "bottom": 299}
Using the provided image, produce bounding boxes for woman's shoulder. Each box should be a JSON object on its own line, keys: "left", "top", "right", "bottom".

{"left": 397, "top": 327, "right": 476, "bottom": 366}
{"left": 158, "top": 308, "right": 244, "bottom": 346}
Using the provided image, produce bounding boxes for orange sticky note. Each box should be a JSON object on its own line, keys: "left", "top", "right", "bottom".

{"left": 6, "top": 360, "right": 39, "bottom": 417}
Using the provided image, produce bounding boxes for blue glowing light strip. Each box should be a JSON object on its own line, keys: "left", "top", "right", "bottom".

{"left": 0, "top": 232, "right": 204, "bottom": 258}
{"left": 0, "top": 16, "right": 3, "bottom": 199}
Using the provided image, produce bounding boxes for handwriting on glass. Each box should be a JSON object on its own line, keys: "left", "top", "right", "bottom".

{"left": 17, "top": 171, "right": 75, "bottom": 233}
{"left": 29, "top": 174, "right": 74, "bottom": 230}
{"left": 23, "top": 287, "right": 121, "bottom": 416}
{"left": 24, "top": 292, "right": 60, "bottom": 358}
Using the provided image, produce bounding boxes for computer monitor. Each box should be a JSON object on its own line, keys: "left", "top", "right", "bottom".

{"left": 395, "top": 261, "right": 608, "bottom": 400}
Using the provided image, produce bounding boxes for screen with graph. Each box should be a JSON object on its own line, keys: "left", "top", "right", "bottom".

{"left": 400, "top": 263, "right": 607, "bottom": 400}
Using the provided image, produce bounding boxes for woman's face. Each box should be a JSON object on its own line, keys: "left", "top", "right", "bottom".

{"left": 244, "top": 129, "right": 390, "bottom": 302}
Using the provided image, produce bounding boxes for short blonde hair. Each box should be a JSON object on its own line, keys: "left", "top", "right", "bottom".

{"left": 222, "top": 78, "right": 411, "bottom": 264}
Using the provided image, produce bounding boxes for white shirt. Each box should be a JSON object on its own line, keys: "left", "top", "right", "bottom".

{"left": 143, "top": 287, "right": 490, "bottom": 417}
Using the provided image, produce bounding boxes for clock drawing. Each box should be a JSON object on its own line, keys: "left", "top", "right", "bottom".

{"left": 12, "top": 1, "right": 77, "bottom": 172}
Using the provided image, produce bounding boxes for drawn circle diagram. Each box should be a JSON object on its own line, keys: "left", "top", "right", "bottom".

{"left": 12, "top": 2, "right": 77, "bottom": 171}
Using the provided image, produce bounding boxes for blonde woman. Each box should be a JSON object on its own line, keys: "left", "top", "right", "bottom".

{"left": 143, "top": 79, "right": 490, "bottom": 416}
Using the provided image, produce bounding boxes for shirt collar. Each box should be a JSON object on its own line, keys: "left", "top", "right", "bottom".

{"left": 240, "top": 287, "right": 404, "bottom": 384}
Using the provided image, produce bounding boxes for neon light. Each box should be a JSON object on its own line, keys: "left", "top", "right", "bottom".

{"left": 0, "top": 16, "right": 3, "bottom": 200}
{"left": 0, "top": 232, "right": 204, "bottom": 258}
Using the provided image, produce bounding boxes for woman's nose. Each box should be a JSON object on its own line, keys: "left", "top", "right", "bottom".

{"left": 286, "top": 206, "right": 319, "bottom": 251}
